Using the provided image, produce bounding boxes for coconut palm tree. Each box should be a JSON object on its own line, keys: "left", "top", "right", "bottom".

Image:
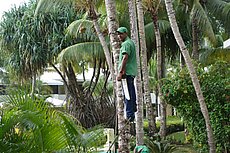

{"left": 175, "top": 0, "right": 230, "bottom": 61}
{"left": 143, "top": 0, "right": 168, "bottom": 138}
{"left": 104, "top": 0, "right": 130, "bottom": 152}
{"left": 164, "top": 0, "right": 216, "bottom": 152}
{"left": 128, "top": 0, "right": 145, "bottom": 146}
{"left": 176, "top": 0, "right": 216, "bottom": 61}
{"left": 136, "top": 0, "right": 156, "bottom": 140}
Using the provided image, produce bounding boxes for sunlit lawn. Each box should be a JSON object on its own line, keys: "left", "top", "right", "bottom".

{"left": 167, "top": 131, "right": 197, "bottom": 153}
{"left": 173, "top": 144, "right": 197, "bottom": 153}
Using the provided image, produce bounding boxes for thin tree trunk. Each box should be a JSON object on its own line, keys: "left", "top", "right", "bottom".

{"left": 87, "top": 58, "right": 97, "bottom": 94}
{"left": 152, "top": 12, "right": 166, "bottom": 138}
{"left": 180, "top": 53, "right": 186, "bottom": 68}
{"left": 165, "top": 0, "right": 216, "bottom": 152}
{"left": 91, "top": 18, "right": 115, "bottom": 80}
{"left": 192, "top": 18, "right": 199, "bottom": 60}
{"left": 90, "top": 59, "right": 102, "bottom": 95}
{"left": 136, "top": 0, "right": 156, "bottom": 137}
{"left": 105, "top": 0, "right": 129, "bottom": 152}
{"left": 31, "top": 73, "right": 36, "bottom": 99}
{"left": 128, "top": 0, "right": 145, "bottom": 145}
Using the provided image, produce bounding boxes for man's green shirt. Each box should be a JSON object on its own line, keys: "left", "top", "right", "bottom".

{"left": 118, "top": 37, "right": 137, "bottom": 76}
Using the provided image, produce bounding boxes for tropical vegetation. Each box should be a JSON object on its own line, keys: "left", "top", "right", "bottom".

{"left": 0, "top": 0, "right": 229, "bottom": 152}
{"left": 162, "top": 61, "right": 230, "bottom": 152}
{"left": 0, "top": 88, "right": 105, "bottom": 153}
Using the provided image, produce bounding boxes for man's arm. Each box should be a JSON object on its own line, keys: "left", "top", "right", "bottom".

{"left": 117, "top": 53, "right": 128, "bottom": 81}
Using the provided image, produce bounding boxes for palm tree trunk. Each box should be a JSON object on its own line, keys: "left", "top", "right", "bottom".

{"left": 105, "top": 0, "right": 130, "bottom": 152}
{"left": 180, "top": 53, "right": 186, "bottom": 68}
{"left": 136, "top": 0, "right": 156, "bottom": 137}
{"left": 152, "top": 12, "right": 166, "bottom": 138}
{"left": 192, "top": 18, "right": 199, "bottom": 60}
{"left": 91, "top": 14, "right": 115, "bottom": 80}
{"left": 128, "top": 0, "right": 145, "bottom": 145}
{"left": 165, "top": 0, "right": 216, "bottom": 152}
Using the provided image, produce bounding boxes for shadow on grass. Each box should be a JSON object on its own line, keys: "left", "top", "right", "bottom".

{"left": 173, "top": 144, "right": 197, "bottom": 153}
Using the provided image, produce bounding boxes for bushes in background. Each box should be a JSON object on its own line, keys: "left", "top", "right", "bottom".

{"left": 162, "top": 61, "right": 230, "bottom": 153}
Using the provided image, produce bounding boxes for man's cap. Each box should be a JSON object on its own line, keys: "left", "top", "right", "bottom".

{"left": 117, "top": 27, "right": 128, "bottom": 33}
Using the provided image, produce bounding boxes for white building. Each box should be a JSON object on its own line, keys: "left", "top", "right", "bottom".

{"left": 223, "top": 38, "right": 230, "bottom": 48}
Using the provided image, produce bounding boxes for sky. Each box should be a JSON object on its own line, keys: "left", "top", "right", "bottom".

{"left": 0, "top": 0, "right": 29, "bottom": 19}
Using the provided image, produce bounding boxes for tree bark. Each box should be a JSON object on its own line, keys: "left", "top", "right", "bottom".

{"left": 192, "top": 18, "right": 199, "bottom": 60}
{"left": 105, "top": 0, "right": 129, "bottom": 152}
{"left": 128, "top": 0, "right": 145, "bottom": 145}
{"left": 151, "top": 11, "right": 166, "bottom": 138}
{"left": 165, "top": 0, "right": 216, "bottom": 152}
{"left": 136, "top": 0, "right": 156, "bottom": 137}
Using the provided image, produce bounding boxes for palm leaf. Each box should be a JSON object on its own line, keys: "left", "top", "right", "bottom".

{"left": 35, "top": 0, "right": 74, "bottom": 15}
{"left": 145, "top": 19, "right": 171, "bottom": 38}
{"left": 58, "top": 42, "right": 105, "bottom": 63}
{"left": 80, "top": 127, "right": 105, "bottom": 150}
{"left": 191, "top": 0, "right": 216, "bottom": 45}
{"left": 199, "top": 48, "right": 230, "bottom": 65}
{"left": 0, "top": 88, "right": 106, "bottom": 152}
{"left": 223, "top": 3, "right": 230, "bottom": 26}
{"left": 66, "top": 19, "right": 94, "bottom": 36}
{"left": 207, "top": 0, "right": 228, "bottom": 17}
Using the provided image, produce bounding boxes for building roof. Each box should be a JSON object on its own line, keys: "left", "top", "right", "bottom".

{"left": 39, "top": 68, "right": 95, "bottom": 85}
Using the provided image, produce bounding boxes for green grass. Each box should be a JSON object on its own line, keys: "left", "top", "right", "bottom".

{"left": 167, "top": 131, "right": 186, "bottom": 143}
{"left": 166, "top": 116, "right": 183, "bottom": 125}
{"left": 167, "top": 131, "right": 198, "bottom": 153}
{"left": 173, "top": 144, "right": 198, "bottom": 153}
{"left": 143, "top": 116, "right": 183, "bottom": 128}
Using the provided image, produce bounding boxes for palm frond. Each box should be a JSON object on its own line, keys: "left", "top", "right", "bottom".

{"left": 145, "top": 19, "right": 171, "bottom": 38}
{"left": 80, "top": 127, "right": 105, "bottom": 149}
{"left": 66, "top": 19, "right": 95, "bottom": 38}
{"left": 199, "top": 48, "right": 230, "bottom": 65}
{"left": 223, "top": 3, "right": 230, "bottom": 22}
{"left": 0, "top": 88, "right": 107, "bottom": 152}
{"left": 207, "top": 0, "right": 228, "bottom": 17}
{"left": 58, "top": 42, "right": 105, "bottom": 63}
{"left": 191, "top": 1, "right": 216, "bottom": 46}
{"left": 158, "top": 20, "right": 171, "bottom": 34}
{"left": 35, "top": 0, "right": 74, "bottom": 15}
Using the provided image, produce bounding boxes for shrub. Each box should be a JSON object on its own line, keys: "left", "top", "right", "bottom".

{"left": 143, "top": 116, "right": 184, "bottom": 136}
{"left": 162, "top": 61, "right": 230, "bottom": 152}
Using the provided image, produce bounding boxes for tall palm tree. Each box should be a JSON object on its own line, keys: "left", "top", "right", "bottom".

{"left": 176, "top": 0, "right": 216, "bottom": 61}
{"left": 136, "top": 0, "right": 156, "bottom": 138}
{"left": 104, "top": 0, "right": 130, "bottom": 152}
{"left": 143, "top": 0, "right": 167, "bottom": 138}
{"left": 128, "top": 0, "right": 145, "bottom": 146}
{"left": 164, "top": 0, "right": 216, "bottom": 152}
{"left": 175, "top": 0, "right": 230, "bottom": 61}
